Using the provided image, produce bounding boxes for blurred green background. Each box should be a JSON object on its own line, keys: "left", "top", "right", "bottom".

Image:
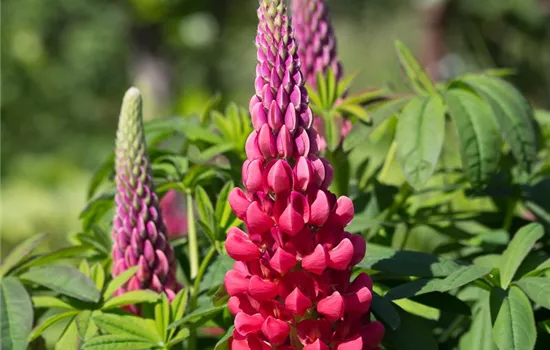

{"left": 2, "top": 0, "right": 550, "bottom": 256}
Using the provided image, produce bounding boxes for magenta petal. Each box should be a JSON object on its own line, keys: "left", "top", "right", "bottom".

{"left": 261, "top": 316, "right": 291, "bottom": 345}
{"left": 302, "top": 244, "right": 328, "bottom": 275}
{"left": 246, "top": 201, "right": 274, "bottom": 233}
{"left": 308, "top": 190, "right": 331, "bottom": 226}
{"left": 269, "top": 247, "right": 297, "bottom": 274}
{"left": 327, "top": 238, "right": 354, "bottom": 270}
{"left": 224, "top": 269, "right": 250, "bottom": 296}
{"left": 344, "top": 286, "right": 372, "bottom": 315}
{"left": 317, "top": 291, "right": 344, "bottom": 322}
{"left": 225, "top": 228, "right": 261, "bottom": 261}
{"left": 234, "top": 312, "right": 265, "bottom": 337}
{"left": 334, "top": 196, "right": 354, "bottom": 226}
{"left": 248, "top": 275, "right": 278, "bottom": 300}
{"left": 228, "top": 188, "right": 250, "bottom": 220}
{"left": 294, "top": 156, "right": 312, "bottom": 192}
{"left": 258, "top": 124, "right": 276, "bottom": 158}
{"left": 304, "top": 339, "right": 329, "bottom": 350}
{"left": 284, "top": 287, "right": 312, "bottom": 316}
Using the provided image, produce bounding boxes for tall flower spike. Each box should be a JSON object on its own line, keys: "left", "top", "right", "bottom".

{"left": 291, "top": 0, "right": 351, "bottom": 151}
{"left": 112, "top": 88, "right": 181, "bottom": 313}
{"left": 291, "top": 0, "right": 342, "bottom": 87}
{"left": 224, "top": 1, "right": 383, "bottom": 349}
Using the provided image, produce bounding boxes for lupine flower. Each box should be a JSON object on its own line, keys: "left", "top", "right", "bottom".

{"left": 160, "top": 189, "right": 188, "bottom": 238}
{"left": 291, "top": 0, "right": 351, "bottom": 151}
{"left": 111, "top": 88, "right": 181, "bottom": 313}
{"left": 224, "top": 1, "right": 384, "bottom": 348}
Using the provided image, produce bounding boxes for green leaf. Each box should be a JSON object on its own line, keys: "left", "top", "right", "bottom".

{"left": 167, "top": 328, "right": 190, "bottom": 346}
{"left": 200, "top": 254, "right": 234, "bottom": 293}
{"left": 411, "top": 292, "right": 471, "bottom": 315}
{"left": 101, "top": 290, "right": 160, "bottom": 310}
{"left": 461, "top": 75, "right": 537, "bottom": 171}
{"left": 16, "top": 245, "right": 93, "bottom": 273}
{"left": 90, "top": 264, "right": 105, "bottom": 292}
{"left": 154, "top": 293, "right": 170, "bottom": 341}
{"left": 29, "top": 310, "right": 79, "bottom": 341}
{"left": 195, "top": 185, "right": 214, "bottom": 230}
{"left": 104, "top": 266, "right": 139, "bottom": 299}
{"left": 500, "top": 223, "right": 544, "bottom": 289}
{"left": 87, "top": 155, "right": 115, "bottom": 200}
{"left": 371, "top": 291, "right": 401, "bottom": 330}
{"left": 92, "top": 313, "right": 162, "bottom": 344}
{"left": 386, "top": 265, "right": 492, "bottom": 300}
{"left": 1, "top": 277, "right": 33, "bottom": 350}
{"left": 336, "top": 72, "right": 358, "bottom": 96}
{"left": 82, "top": 335, "right": 153, "bottom": 350}
{"left": 384, "top": 306, "right": 438, "bottom": 350}
{"left": 323, "top": 114, "right": 341, "bottom": 152}
{"left": 167, "top": 304, "right": 226, "bottom": 329}
{"left": 491, "top": 286, "right": 536, "bottom": 350}
{"left": 200, "top": 92, "right": 222, "bottom": 126}
{"left": 214, "top": 326, "right": 234, "bottom": 350}
{"left": 393, "top": 298, "right": 440, "bottom": 321}
{"left": 76, "top": 310, "right": 97, "bottom": 341}
{"left": 459, "top": 295, "right": 498, "bottom": 350}
{"left": 357, "top": 243, "right": 465, "bottom": 277}
{"left": 20, "top": 266, "right": 100, "bottom": 303}
{"left": 215, "top": 181, "right": 235, "bottom": 235}
{"left": 446, "top": 89, "right": 501, "bottom": 187}
{"left": 514, "top": 277, "right": 550, "bottom": 309}
{"left": 336, "top": 103, "right": 370, "bottom": 123}
{"left": 55, "top": 318, "right": 79, "bottom": 350}
{"left": 0, "top": 233, "right": 47, "bottom": 277}
{"left": 32, "top": 296, "right": 75, "bottom": 310}
{"left": 395, "top": 40, "right": 436, "bottom": 95}
{"left": 316, "top": 72, "right": 328, "bottom": 107}
{"left": 170, "top": 289, "right": 189, "bottom": 325}
{"left": 326, "top": 68, "right": 337, "bottom": 106}
{"left": 396, "top": 95, "right": 445, "bottom": 189}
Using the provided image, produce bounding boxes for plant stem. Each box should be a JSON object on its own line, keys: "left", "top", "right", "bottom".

{"left": 191, "top": 246, "right": 216, "bottom": 310}
{"left": 186, "top": 192, "right": 199, "bottom": 280}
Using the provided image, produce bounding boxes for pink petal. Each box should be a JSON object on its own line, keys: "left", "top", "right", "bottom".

{"left": 333, "top": 196, "right": 354, "bottom": 226}
{"left": 335, "top": 334, "right": 363, "bottom": 350}
{"left": 225, "top": 228, "right": 261, "bottom": 261}
{"left": 349, "top": 233, "right": 366, "bottom": 266}
{"left": 316, "top": 291, "right": 344, "bottom": 322}
{"left": 304, "top": 339, "right": 329, "bottom": 350}
{"left": 308, "top": 190, "right": 331, "bottom": 226}
{"left": 228, "top": 188, "right": 250, "bottom": 220}
{"left": 224, "top": 269, "right": 250, "bottom": 296}
{"left": 302, "top": 244, "right": 328, "bottom": 275}
{"left": 277, "top": 125, "right": 294, "bottom": 158}
{"left": 284, "top": 287, "right": 312, "bottom": 316}
{"left": 344, "top": 286, "right": 373, "bottom": 316}
{"left": 266, "top": 159, "right": 293, "bottom": 194}
{"left": 248, "top": 275, "right": 278, "bottom": 300}
{"left": 244, "top": 159, "right": 264, "bottom": 194}
{"left": 246, "top": 201, "right": 274, "bottom": 234}
{"left": 261, "top": 316, "right": 291, "bottom": 345}
{"left": 360, "top": 321, "right": 385, "bottom": 348}
{"left": 245, "top": 132, "right": 262, "bottom": 160}
{"left": 234, "top": 312, "right": 265, "bottom": 337}
{"left": 328, "top": 238, "right": 354, "bottom": 270}
{"left": 269, "top": 247, "right": 297, "bottom": 274}
{"left": 294, "top": 156, "right": 312, "bottom": 192}
{"left": 258, "top": 124, "right": 276, "bottom": 158}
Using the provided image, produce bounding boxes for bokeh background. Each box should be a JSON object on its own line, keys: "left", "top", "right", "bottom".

{"left": 2, "top": 0, "right": 550, "bottom": 256}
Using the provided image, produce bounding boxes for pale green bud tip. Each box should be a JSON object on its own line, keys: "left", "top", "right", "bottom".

{"left": 119, "top": 87, "right": 142, "bottom": 123}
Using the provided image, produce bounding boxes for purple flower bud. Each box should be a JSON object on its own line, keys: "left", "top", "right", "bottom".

{"left": 111, "top": 88, "right": 181, "bottom": 312}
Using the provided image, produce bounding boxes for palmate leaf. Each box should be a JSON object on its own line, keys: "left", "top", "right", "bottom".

{"left": 1, "top": 277, "right": 33, "bottom": 350}
{"left": 396, "top": 95, "right": 445, "bottom": 189}
{"left": 385, "top": 265, "right": 492, "bottom": 300}
{"left": 459, "top": 294, "right": 498, "bottom": 350}
{"left": 500, "top": 223, "right": 544, "bottom": 289}
{"left": 82, "top": 335, "right": 153, "bottom": 350}
{"left": 92, "top": 313, "right": 162, "bottom": 344}
{"left": 445, "top": 89, "right": 501, "bottom": 187}
{"left": 214, "top": 326, "right": 234, "bottom": 350}
{"left": 461, "top": 75, "right": 537, "bottom": 171}
{"left": 490, "top": 286, "right": 536, "bottom": 350}
{"left": 101, "top": 290, "right": 160, "bottom": 310}
{"left": 20, "top": 266, "right": 100, "bottom": 303}
{"left": 29, "top": 310, "right": 79, "bottom": 341}
{"left": 103, "top": 266, "right": 139, "bottom": 299}
{"left": 0, "top": 233, "right": 47, "bottom": 277}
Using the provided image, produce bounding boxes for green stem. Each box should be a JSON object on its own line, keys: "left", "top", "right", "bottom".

{"left": 191, "top": 246, "right": 216, "bottom": 310}
{"left": 186, "top": 192, "right": 199, "bottom": 280}
{"left": 503, "top": 198, "right": 516, "bottom": 231}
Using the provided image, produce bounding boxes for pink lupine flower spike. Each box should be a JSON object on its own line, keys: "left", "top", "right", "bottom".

{"left": 111, "top": 88, "right": 181, "bottom": 314}
{"left": 224, "top": 1, "right": 384, "bottom": 349}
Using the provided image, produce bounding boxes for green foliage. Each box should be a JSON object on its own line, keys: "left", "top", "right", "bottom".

{"left": 4, "top": 23, "right": 550, "bottom": 350}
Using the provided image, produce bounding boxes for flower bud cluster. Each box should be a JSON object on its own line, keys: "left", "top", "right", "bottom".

{"left": 111, "top": 88, "right": 181, "bottom": 313}
{"left": 224, "top": 2, "right": 383, "bottom": 348}
{"left": 291, "top": 0, "right": 351, "bottom": 152}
